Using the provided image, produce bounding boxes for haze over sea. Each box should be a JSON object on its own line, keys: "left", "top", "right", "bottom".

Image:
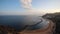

{"left": 0, "top": 15, "right": 42, "bottom": 30}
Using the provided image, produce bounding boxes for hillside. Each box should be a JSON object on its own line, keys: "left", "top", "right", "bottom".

{"left": 42, "top": 12, "right": 60, "bottom": 34}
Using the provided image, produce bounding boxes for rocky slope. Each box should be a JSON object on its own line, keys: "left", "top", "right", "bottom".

{"left": 42, "top": 12, "right": 60, "bottom": 34}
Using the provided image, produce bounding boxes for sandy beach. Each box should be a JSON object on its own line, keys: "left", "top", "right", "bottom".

{"left": 19, "top": 21, "right": 55, "bottom": 34}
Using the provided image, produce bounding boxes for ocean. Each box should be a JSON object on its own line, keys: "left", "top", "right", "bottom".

{"left": 0, "top": 15, "right": 49, "bottom": 31}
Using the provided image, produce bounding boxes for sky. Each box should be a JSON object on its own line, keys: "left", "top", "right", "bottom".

{"left": 0, "top": 0, "right": 60, "bottom": 15}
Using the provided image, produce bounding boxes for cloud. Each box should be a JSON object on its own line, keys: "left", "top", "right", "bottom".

{"left": 1, "top": 0, "right": 60, "bottom": 15}
{"left": 20, "top": 0, "right": 44, "bottom": 16}
{"left": 20, "top": 0, "right": 60, "bottom": 15}
{"left": 20, "top": 0, "right": 32, "bottom": 9}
